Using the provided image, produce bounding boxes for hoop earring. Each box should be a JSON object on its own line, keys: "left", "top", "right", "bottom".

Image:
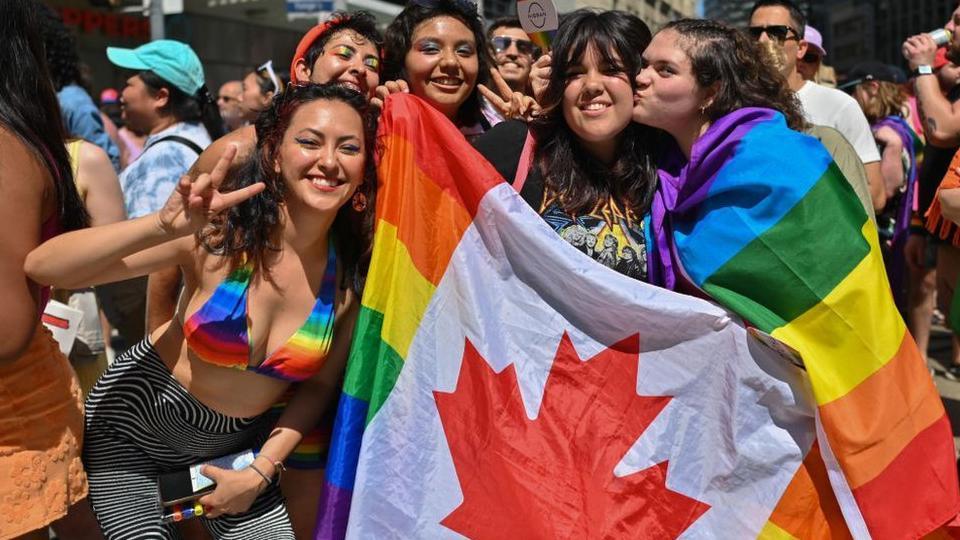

{"left": 352, "top": 191, "right": 368, "bottom": 212}
{"left": 699, "top": 105, "right": 707, "bottom": 116}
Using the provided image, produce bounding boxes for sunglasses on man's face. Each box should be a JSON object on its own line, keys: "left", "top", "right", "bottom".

{"left": 491, "top": 36, "right": 538, "bottom": 56}
{"left": 747, "top": 25, "right": 799, "bottom": 43}
{"left": 800, "top": 52, "right": 821, "bottom": 64}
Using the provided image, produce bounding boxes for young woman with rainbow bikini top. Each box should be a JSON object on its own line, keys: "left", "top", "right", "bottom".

{"left": 25, "top": 83, "right": 374, "bottom": 539}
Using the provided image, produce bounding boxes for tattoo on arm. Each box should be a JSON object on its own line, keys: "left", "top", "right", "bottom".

{"left": 927, "top": 116, "right": 938, "bottom": 134}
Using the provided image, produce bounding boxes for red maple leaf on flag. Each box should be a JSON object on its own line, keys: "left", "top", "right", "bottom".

{"left": 434, "top": 332, "right": 710, "bottom": 539}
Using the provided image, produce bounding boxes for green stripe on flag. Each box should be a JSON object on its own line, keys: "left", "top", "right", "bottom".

{"left": 702, "top": 163, "right": 870, "bottom": 333}
{"left": 343, "top": 306, "right": 405, "bottom": 424}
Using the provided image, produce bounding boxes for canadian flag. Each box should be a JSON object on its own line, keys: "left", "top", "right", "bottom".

{"left": 315, "top": 95, "right": 828, "bottom": 539}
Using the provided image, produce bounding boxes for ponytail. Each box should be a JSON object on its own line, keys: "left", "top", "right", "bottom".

{"left": 196, "top": 84, "right": 225, "bottom": 139}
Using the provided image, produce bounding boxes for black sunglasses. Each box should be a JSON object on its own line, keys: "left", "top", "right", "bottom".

{"left": 800, "top": 52, "right": 821, "bottom": 63}
{"left": 491, "top": 35, "right": 538, "bottom": 56}
{"left": 747, "top": 25, "right": 799, "bottom": 43}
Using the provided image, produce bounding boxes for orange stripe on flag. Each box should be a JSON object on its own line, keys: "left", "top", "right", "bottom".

{"left": 379, "top": 94, "right": 503, "bottom": 218}
{"left": 376, "top": 133, "right": 474, "bottom": 286}
{"left": 819, "top": 332, "right": 946, "bottom": 489}
{"left": 852, "top": 414, "right": 960, "bottom": 539}
{"left": 766, "top": 443, "right": 851, "bottom": 539}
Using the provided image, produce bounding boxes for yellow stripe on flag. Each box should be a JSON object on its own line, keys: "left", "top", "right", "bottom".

{"left": 757, "top": 521, "right": 800, "bottom": 540}
{"left": 771, "top": 221, "right": 904, "bottom": 404}
{"left": 363, "top": 220, "right": 436, "bottom": 358}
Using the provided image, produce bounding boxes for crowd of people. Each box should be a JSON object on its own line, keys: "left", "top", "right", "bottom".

{"left": 4, "top": 0, "right": 960, "bottom": 537}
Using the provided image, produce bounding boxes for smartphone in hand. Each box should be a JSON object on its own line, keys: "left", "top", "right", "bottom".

{"left": 159, "top": 449, "right": 256, "bottom": 507}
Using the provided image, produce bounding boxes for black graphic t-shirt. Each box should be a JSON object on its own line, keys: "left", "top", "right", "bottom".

{"left": 473, "top": 120, "right": 649, "bottom": 283}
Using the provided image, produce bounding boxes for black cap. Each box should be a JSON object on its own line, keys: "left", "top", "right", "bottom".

{"left": 839, "top": 61, "right": 900, "bottom": 90}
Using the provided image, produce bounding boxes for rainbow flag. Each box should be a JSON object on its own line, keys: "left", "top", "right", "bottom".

{"left": 651, "top": 107, "right": 960, "bottom": 538}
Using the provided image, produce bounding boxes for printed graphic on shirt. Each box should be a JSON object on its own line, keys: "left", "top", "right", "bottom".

{"left": 540, "top": 201, "right": 647, "bottom": 282}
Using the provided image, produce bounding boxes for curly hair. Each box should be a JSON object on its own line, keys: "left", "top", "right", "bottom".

{"left": 858, "top": 81, "right": 906, "bottom": 124}
{"left": 302, "top": 11, "right": 384, "bottom": 73}
{"left": 531, "top": 9, "right": 659, "bottom": 219}
{"left": 382, "top": 0, "right": 491, "bottom": 128}
{"left": 199, "top": 83, "right": 376, "bottom": 289}
{"left": 35, "top": 3, "right": 85, "bottom": 92}
{"left": 664, "top": 19, "right": 806, "bottom": 131}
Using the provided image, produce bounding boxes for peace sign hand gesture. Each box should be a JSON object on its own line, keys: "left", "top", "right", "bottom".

{"left": 156, "top": 145, "right": 264, "bottom": 237}
{"left": 478, "top": 67, "right": 541, "bottom": 122}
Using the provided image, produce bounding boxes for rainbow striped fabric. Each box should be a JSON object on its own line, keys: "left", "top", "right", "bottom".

{"left": 315, "top": 95, "right": 507, "bottom": 539}
{"left": 651, "top": 108, "right": 959, "bottom": 538}
{"left": 182, "top": 244, "right": 337, "bottom": 382}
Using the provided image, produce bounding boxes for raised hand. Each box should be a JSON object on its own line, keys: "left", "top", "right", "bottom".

{"left": 478, "top": 67, "right": 541, "bottom": 122}
{"left": 530, "top": 53, "right": 552, "bottom": 102}
{"left": 155, "top": 145, "right": 264, "bottom": 237}
{"left": 370, "top": 79, "right": 410, "bottom": 111}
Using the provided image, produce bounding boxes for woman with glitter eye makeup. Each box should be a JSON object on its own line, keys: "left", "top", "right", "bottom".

{"left": 376, "top": 0, "right": 493, "bottom": 139}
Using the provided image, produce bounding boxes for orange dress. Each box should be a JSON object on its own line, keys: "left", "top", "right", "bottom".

{"left": 0, "top": 322, "right": 87, "bottom": 538}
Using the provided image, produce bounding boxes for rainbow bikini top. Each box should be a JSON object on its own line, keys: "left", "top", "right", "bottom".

{"left": 183, "top": 245, "right": 337, "bottom": 382}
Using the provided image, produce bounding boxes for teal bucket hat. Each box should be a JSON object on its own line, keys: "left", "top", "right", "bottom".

{"left": 107, "top": 40, "right": 205, "bottom": 96}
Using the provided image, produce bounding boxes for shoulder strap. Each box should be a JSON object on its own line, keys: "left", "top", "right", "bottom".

{"left": 146, "top": 134, "right": 203, "bottom": 156}
{"left": 512, "top": 130, "right": 536, "bottom": 194}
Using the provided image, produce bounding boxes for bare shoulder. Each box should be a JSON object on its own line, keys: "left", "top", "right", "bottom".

{"left": 189, "top": 125, "right": 257, "bottom": 178}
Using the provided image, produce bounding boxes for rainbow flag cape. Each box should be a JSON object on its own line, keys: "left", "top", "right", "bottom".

{"left": 650, "top": 107, "right": 960, "bottom": 538}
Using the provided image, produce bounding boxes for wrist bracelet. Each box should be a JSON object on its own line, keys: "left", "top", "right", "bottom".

{"left": 248, "top": 462, "right": 272, "bottom": 489}
{"left": 256, "top": 452, "right": 286, "bottom": 483}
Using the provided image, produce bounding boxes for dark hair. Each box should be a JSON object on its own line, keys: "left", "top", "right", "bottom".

{"left": 749, "top": 0, "right": 806, "bottom": 38}
{"left": 383, "top": 0, "right": 491, "bottom": 128}
{"left": 250, "top": 64, "right": 290, "bottom": 96}
{"left": 664, "top": 18, "right": 806, "bottom": 130}
{"left": 0, "top": 0, "right": 88, "bottom": 232}
{"left": 36, "top": 3, "right": 86, "bottom": 92}
{"left": 302, "top": 11, "right": 384, "bottom": 74}
{"left": 486, "top": 17, "right": 522, "bottom": 40}
{"left": 200, "top": 83, "right": 376, "bottom": 289}
{"left": 531, "top": 9, "right": 658, "bottom": 219}
{"left": 140, "top": 70, "right": 226, "bottom": 139}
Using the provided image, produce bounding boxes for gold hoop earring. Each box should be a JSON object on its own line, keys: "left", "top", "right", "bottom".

{"left": 352, "top": 191, "right": 368, "bottom": 212}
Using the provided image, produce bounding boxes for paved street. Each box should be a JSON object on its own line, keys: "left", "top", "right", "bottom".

{"left": 928, "top": 325, "right": 960, "bottom": 457}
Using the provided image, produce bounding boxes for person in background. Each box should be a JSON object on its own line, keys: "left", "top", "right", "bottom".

{"left": 846, "top": 62, "right": 920, "bottom": 322}
{"left": 753, "top": 36, "right": 876, "bottom": 221}
{"left": 240, "top": 60, "right": 288, "bottom": 124}
{"left": 217, "top": 79, "right": 245, "bottom": 131}
{"left": 100, "top": 87, "right": 147, "bottom": 169}
{"left": 0, "top": 0, "right": 92, "bottom": 537}
{"left": 479, "top": 17, "right": 540, "bottom": 125}
{"left": 796, "top": 24, "right": 824, "bottom": 83}
{"left": 36, "top": 3, "right": 120, "bottom": 172}
{"left": 101, "top": 39, "right": 222, "bottom": 353}
{"left": 903, "top": 1, "right": 960, "bottom": 372}
{"left": 749, "top": 0, "right": 886, "bottom": 212}
{"left": 487, "top": 17, "right": 538, "bottom": 93}
{"left": 377, "top": 0, "right": 492, "bottom": 139}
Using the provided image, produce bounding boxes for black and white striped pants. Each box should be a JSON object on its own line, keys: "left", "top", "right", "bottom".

{"left": 83, "top": 339, "right": 295, "bottom": 539}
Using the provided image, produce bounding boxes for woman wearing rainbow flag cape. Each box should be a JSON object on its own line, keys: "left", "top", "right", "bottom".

{"left": 25, "top": 84, "right": 374, "bottom": 539}
{"left": 637, "top": 19, "right": 959, "bottom": 535}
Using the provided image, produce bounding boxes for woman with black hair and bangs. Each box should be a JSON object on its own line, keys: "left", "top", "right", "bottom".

{"left": 474, "top": 9, "right": 660, "bottom": 282}
{"left": 375, "top": 0, "right": 495, "bottom": 138}
{"left": 0, "top": 0, "right": 93, "bottom": 538}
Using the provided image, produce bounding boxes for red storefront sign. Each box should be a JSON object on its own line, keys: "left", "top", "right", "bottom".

{"left": 59, "top": 7, "right": 150, "bottom": 40}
